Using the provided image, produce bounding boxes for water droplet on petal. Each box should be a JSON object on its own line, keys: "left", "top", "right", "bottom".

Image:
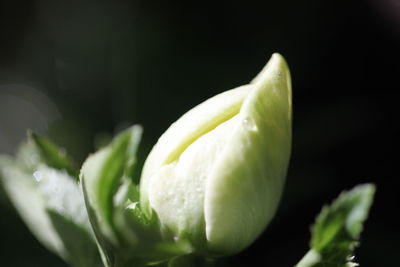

{"left": 242, "top": 117, "right": 257, "bottom": 131}
{"left": 33, "top": 171, "right": 43, "bottom": 182}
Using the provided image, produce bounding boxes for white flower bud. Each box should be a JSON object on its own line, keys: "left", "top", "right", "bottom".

{"left": 140, "top": 53, "right": 292, "bottom": 255}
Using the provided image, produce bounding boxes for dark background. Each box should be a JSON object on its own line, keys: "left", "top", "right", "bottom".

{"left": 0, "top": 0, "right": 399, "bottom": 266}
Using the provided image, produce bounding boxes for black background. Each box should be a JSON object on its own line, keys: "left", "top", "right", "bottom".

{"left": 0, "top": 0, "right": 399, "bottom": 266}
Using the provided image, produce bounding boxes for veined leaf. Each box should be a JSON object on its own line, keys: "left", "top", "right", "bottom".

{"left": 295, "top": 184, "right": 375, "bottom": 267}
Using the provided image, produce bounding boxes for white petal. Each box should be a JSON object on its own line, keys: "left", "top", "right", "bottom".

{"left": 205, "top": 53, "right": 292, "bottom": 254}
{"left": 140, "top": 85, "right": 251, "bottom": 217}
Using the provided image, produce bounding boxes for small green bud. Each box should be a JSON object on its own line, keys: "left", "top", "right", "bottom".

{"left": 140, "top": 53, "right": 292, "bottom": 255}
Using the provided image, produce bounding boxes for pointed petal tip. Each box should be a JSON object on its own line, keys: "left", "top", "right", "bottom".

{"left": 251, "top": 53, "right": 290, "bottom": 85}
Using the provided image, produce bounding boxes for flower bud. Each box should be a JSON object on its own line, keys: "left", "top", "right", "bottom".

{"left": 140, "top": 53, "right": 292, "bottom": 255}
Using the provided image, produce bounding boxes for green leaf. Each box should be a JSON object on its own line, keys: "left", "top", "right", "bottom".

{"left": 28, "top": 131, "right": 79, "bottom": 178}
{"left": 295, "top": 184, "right": 376, "bottom": 267}
{"left": 48, "top": 210, "right": 103, "bottom": 267}
{"left": 0, "top": 163, "right": 102, "bottom": 267}
{"left": 12, "top": 131, "right": 79, "bottom": 178}
{"left": 35, "top": 165, "right": 102, "bottom": 267}
{"left": 1, "top": 164, "right": 65, "bottom": 256}
{"left": 81, "top": 125, "right": 193, "bottom": 267}
{"left": 14, "top": 137, "right": 44, "bottom": 171}
{"left": 81, "top": 125, "right": 143, "bottom": 244}
{"left": 81, "top": 125, "right": 144, "bottom": 266}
